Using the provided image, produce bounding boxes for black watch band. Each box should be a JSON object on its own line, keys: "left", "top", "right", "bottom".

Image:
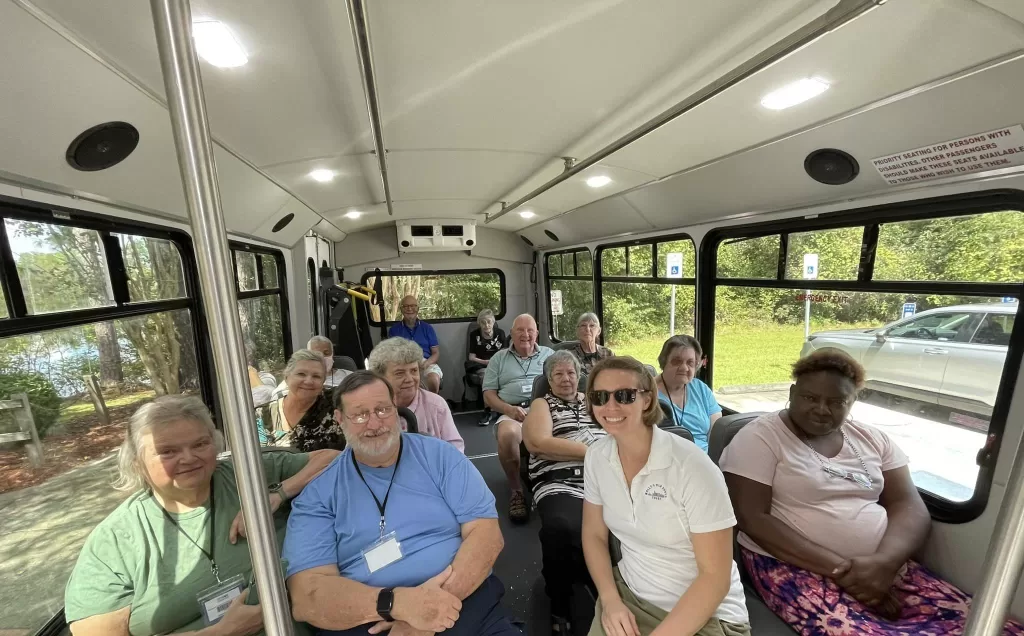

{"left": 377, "top": 587, "right": 395, "bottom": 622}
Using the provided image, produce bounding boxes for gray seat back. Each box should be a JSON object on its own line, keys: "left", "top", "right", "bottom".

{"left": 708, "top": 412, "right": 765, "bottom": 465}
{"left": 398, "top": 406, "right": 419, "bottom": 434}
{"left": 333, "top": 355, "right": 358, "bottom": 372}
{"left": 552, "top": 339, "right": 579, "bottom": 352}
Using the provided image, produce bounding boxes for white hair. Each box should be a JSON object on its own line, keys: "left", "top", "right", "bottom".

{"left": 368, "top": 337, "right": 424, "bottom": 375}
{"left": 545, "top": 350, "right": 581, "bottom": 383}
{"left": 577, "top": 312, "right": 601, "bottom": 328}
{"left": 307, "top": 335, "right": 333, "bottom": 352}
{"left": 477, "top": 308, "right": 495, "bottom": 328}
{"left": 284, "top": 349, "right": 325, "bottom": 378}
{"left": 115, "top": 395, "right": 223, "bottom": 492}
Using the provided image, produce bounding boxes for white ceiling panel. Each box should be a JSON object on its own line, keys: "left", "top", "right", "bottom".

{"left": 524, "top": 197, "right": 652, "bottom": 249}
{"left": 385, "top": 150, "right": 550, "bottom": 203}
{"left": 213, "top": 146, "right": 294, "bottom": 234}
{"left": 528, "top": 163, "right": 655, "bottom": 216}
{"left": 979, "top": 0, "right": 1024, "bottom": 25}
{"left": 604, "top": 0, "right": 1024, "bottom": 179}
{"left": 263, "top": 154, "right": 376, "bottom": 213}
{"left": 623, "top": 55, "right": 1024, "bottom": 228}
{"left": 250, "top": 197, "right": 318, "bottom": 247}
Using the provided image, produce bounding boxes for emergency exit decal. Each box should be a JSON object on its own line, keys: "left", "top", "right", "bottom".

{"left": 871, "top": 125, "right": 1024, "bottom": 186}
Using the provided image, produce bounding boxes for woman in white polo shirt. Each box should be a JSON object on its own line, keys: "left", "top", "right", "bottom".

{"left": 581, "top": 356, "right": 749, "bottom": 636}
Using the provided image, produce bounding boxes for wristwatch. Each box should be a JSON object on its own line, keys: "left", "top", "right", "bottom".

{"left": 377, "top": 587, "right": 395, "bottom": 622}
{"left": 268, "top": 482, "right": 289, "bottom": 501}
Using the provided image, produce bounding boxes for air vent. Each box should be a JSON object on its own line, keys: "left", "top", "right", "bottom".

{"left": 272, "top": 213, "right": 294, "bottom": 233}
{"left": 805, "top": 148, "right": 859, "bottom": 185}
{"left": 66, "top": 122, "right": 139, "bottom": 171}
{"left": 544, "top": 230, "right": 560, "bottom": 242}
{"left": 396, "top": 219, "right": 476, "bottom": 252}
{"left": 410, "top": 225, "right": 433, "bottom": 237}
{"left": 441, "top": 225, "right": 464, "bottom": 237}
{"left": 521, "top": 236, "right": 534, "bottom": 247}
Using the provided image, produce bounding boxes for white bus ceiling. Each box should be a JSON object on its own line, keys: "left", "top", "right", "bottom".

{"left": 3, "top": 0, "right": 1024, "bottom": 632}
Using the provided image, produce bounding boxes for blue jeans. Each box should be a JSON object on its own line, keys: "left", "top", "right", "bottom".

{"left": 317, "top": 575, "right": 521, "bottom": 636}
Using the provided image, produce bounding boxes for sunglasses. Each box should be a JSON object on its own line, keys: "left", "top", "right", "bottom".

{"left": 587, "top": 388, "right": 651, "bottom": 406}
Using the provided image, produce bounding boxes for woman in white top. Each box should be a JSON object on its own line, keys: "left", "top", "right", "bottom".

{"left": 581, "top": 356, "right": 749, "bottom": 636}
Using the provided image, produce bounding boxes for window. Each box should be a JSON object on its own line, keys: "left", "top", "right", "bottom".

{"left": 361, "top": 270, "right": 505, "bottom": 324}
{"left": 703, "top": 201, "right": 1024, "bottom": 518}
{"left": 0, "top": 201, "right": 208, "bottom": 635}
{"left": 596, "top": 236, "right": 696, "bottom": 367}
{"left": 230, "top": 244, "right": 290, "bottom": 376}
{"left": 546, "top": 249, "right": 594, "bottom": 341}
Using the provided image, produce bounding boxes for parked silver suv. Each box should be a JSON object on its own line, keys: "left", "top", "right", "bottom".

{"left": 800, "top": 303, "right": 1016, "bottom": 417}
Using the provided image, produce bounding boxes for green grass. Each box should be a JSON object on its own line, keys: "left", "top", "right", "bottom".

{"left": 610, "top": 323, "right": 871, "bottom": 390}
{"left": 58, "top": 390, "right": 156, "bottom": 425}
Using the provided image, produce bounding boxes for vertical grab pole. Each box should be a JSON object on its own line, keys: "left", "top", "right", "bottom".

{"left": 964, "top": 434, "right": 1024, "bottom": 635}
{"left": 149, "top": 2, "right": 294, "bottom": 635}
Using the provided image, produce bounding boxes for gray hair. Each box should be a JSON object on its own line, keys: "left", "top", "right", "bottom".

{"left": 114, "top": 395, "right": 224, "bottom": 492}
{"left": 545, "top": 349, "right": 581, "bottom": 383}
{"left": 307, "top": 335, "right": 333, "bottom": 352}
{"left": 368, "top": 337, "right": 424, "bottom": 375}
{"left": 285, "top": 349, "right": 326, "bottom": 378}
{"left": 477, "top": 308, "right": 495, "bottom": 327}
{"left": 333, "top": 370, "right": 395, "bottom": 411}
{"left": 577, "top": 312, "right": 600, "bottom": 328}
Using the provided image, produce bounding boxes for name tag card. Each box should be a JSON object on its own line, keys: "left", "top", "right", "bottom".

{"left": 197, "top": 574, "right": 245, "bottom": 625}
{"left": 363, "top": 532, "right": 403, "bottom": 573}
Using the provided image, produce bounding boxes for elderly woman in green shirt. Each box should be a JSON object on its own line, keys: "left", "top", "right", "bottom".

{"left": 64, "top": 395, "right": 338, "bottom": 636}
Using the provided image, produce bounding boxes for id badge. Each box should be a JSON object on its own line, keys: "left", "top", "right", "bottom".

{"left": 521, "top": 384, "right": 532, "bottom": 394}
{"left": 197, "top": 573, "right": 245, "bottom": 626}
{"left": 363, "top": 531, "right": 403, "bottom": 573}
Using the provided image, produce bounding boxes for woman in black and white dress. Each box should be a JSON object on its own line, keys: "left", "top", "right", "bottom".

{"left": 524, "top": 350, "right": 607, "bottom": 633}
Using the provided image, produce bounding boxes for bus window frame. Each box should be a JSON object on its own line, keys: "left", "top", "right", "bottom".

{"left": 593, "top": 233, "right": 697, "bottom": 346}
{"left": 229, "top": 241, "right": 294, "bottom": 365}
{"left": 697, "top": 189, "right": 1024, "bottom": 524}
{"left": 359, "top": 268, "right": 507, "bottom": 325}
{"left": 544, "top": 247, "right": 594, "bottom": 342}
{"left": 0, "top": 196, "right": 216, "bottom": 405}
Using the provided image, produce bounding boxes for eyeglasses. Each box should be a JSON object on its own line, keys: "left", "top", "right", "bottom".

{"left": 587, "top": 388, "right": 650, "bottom": 406}
{"left": 344, "top": 405, "right": 396, "bottom": 424}
{"left": 401, "top": 304, "right": 418, "bottom": 310}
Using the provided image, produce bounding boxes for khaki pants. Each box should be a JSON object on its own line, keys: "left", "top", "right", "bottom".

{"left": 588, "top": 569, "right": 751, "bottom": 636}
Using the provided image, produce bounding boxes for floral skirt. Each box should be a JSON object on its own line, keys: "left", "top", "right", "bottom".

{"left": 741, "top": 547, "right": 1024, "bottom": 635}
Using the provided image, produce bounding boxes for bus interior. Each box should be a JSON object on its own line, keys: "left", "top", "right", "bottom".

{"left": 2, "top": 0, "right": 1024, "bottom": 634}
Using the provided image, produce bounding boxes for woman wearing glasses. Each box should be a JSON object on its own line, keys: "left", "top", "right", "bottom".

{"left": 720, "top": 350, "right": 1022, "bottom": 635}
{"left": 654, "top": 335, "right": 720, "bottom": 452}
{"left": 523, "top": 350, "right": 606, "bottom": 634}
{"left": 581, "top": 356, "right": 750, "bottom": 636}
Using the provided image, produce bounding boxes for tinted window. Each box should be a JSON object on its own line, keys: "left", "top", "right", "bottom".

{"left": 366, "top": 271, "right": 504, "bottom": 323}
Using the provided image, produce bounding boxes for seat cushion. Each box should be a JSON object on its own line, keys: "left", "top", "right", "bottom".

{"left": 708, "top": 412, "right": 765, "bottom": 465}
{"left": 743, "top": 584, "right": 795, "bottom": 634}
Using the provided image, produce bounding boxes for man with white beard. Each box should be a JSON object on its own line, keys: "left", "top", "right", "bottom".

{"left": 283, "top": 371, "right": 522, "bottom": 636}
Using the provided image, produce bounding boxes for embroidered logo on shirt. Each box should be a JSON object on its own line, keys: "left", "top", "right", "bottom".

{"left": 644, "top": 484, "right": 668, "bottom": 501}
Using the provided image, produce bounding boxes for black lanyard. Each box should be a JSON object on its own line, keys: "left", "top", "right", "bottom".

{"left": 659, "top": 374, "right": 685, "bottom": 428}
{"left": 352, "top": 437, "right": 403, "bottom": 539}
{"left": 161, "top": 487, "right": 220, "bottom": 582}
{"left": 513, "top": 351, "right": 538, "bottom": 376}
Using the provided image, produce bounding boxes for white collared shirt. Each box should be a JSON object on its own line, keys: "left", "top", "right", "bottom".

{"left": 584, "top": 426, "right": 749, "bottom": 624}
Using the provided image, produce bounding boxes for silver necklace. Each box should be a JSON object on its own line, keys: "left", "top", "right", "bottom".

{"left": 805, "top": 427, "right": 873, "bottom": 489}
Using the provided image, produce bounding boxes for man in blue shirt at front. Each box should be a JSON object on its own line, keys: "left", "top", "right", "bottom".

{"left": 284, "top": 371, "right": 520, "bottom": 636}
{"left": 388, "top": 295, "right": 443, "bottom": 394}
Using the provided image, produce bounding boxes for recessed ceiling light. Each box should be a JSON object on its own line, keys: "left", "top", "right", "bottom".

{"left": 344, "top": 211, "right": 362, "bottom": 219}
{"left": 309, "top": 169, "right": 335, "bottom": 183}
{"left": 519, "top": 210, "right": 536, "bottom": 219}
{"left": 192, "top": 21, "right": 248, "bottom": 68}
{"left": 586, "top": 175, "right": 612, "bottom": 188}
{"left": 760, "top": 77, "right": 830, "bottom": 110}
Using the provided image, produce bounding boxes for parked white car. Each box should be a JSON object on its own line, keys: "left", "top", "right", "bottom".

{"left": 800, "top": 303, "right": 1016, "bottom": 417}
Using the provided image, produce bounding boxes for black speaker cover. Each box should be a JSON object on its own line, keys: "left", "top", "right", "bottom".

{"left": 804, "top": 148, "right": 859, "bottom": 185}
{"left": 66, "top": 122, "right": 139, "bottom": 171}
{"left": 520, "top": 236, "right": 534, "bottom": 247}
{"left": 544, "top": 230, "right": 560, "bottom": 242}
{"left": 272, "top": 213, "right": 294, "bottom": 233}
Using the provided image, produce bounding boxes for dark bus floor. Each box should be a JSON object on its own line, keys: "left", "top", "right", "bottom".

{"left": 455, "top": 411, "right": 552, "bottom": 635}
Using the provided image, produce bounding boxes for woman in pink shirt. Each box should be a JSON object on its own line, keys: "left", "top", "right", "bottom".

{"left": 368, "top": 337, "right": 465, "bottom": 453}
{"left": 720, "top": 350, "right": 1023, "bottom": 635}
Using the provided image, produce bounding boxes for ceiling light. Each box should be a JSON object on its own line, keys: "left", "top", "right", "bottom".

{"left": 586, "top": 175, "right": 612, "bottom": 188}
{"left": 760, "top": 77, "right": 830, "bottom": 110}
{"left": 192, "top": 21, "right": 248, "bottom": 68}
{"left": 344, "top": 211, "right": 362, "bottom": 219}
{"left": 309, "top": 169, "right": 335, "bottom": 183}
{"left": 519, "top": 210, "right": 536, "bottom": 219}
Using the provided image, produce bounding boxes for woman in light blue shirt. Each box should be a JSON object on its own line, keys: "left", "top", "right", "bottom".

{"left": 655, "top": 335, "right": 721, "bottom": 451}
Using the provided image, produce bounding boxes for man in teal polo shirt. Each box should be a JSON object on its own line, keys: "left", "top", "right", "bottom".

{"left": 388, "top": 295, "right": 443, "bottom": 393}
{"left": 483, "top": 314, "right": 553, "bottom": 523}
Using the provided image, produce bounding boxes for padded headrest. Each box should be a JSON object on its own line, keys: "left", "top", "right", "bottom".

{"left": 333, "top": 356, "right": 358, "bottom": 372}
{"left": 552, "top": 340, "right": 579, "bottom": 352}
{"left": 531, "top": 371, "right": 587, "bottom": 402}
{"left": 708, "top": 412, "right": 765, "bottom": 465}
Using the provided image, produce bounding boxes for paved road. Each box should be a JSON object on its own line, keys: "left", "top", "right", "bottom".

{"left": 0, "top": 452, "right": 127, "bottom": 635}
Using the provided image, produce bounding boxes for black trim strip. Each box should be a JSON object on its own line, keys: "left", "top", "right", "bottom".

{"left": 359, "top": 268, "right": 507, "bottom": 325}
{"left": 601, "top": 276, "right": 697, "bottom": 285}
{"left": 0, "top": 299, "right": 192, "bottom": 339}
{"left": 0, "top": 217, "right": 27, "bottom": 317}
{"left": 714, "top": 278, "right": 1019, "bottom": 296}
{"left": 102, "top": 232, "right": 131, "bottom": 306}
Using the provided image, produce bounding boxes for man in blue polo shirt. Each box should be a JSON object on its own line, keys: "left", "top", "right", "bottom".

{"left": 388, "top": 295, "right": 443, "bottom": 394}
{"left": 284, "top": 371, "right": 520, "bottom": 636}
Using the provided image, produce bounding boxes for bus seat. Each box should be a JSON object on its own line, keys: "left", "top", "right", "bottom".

{"left": 708, "top": 412, "right": 765, "bottom": 465}
{"left": 643, "top": 364, "right": 657, "bottom": 377}
{"left": 398, "top": 406, "right": 419, "bottom": 434}
{"left": 656, "top": 402, "right": 696, "bottom": 442}
{"left": 333, "top": 355, "right": 357, "bottom": 372}
{"left": 462, "top": 323, "right": 484, "bottom": 407}
{"left": 552, "top": 339, "right": 579, "bottom": 352}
